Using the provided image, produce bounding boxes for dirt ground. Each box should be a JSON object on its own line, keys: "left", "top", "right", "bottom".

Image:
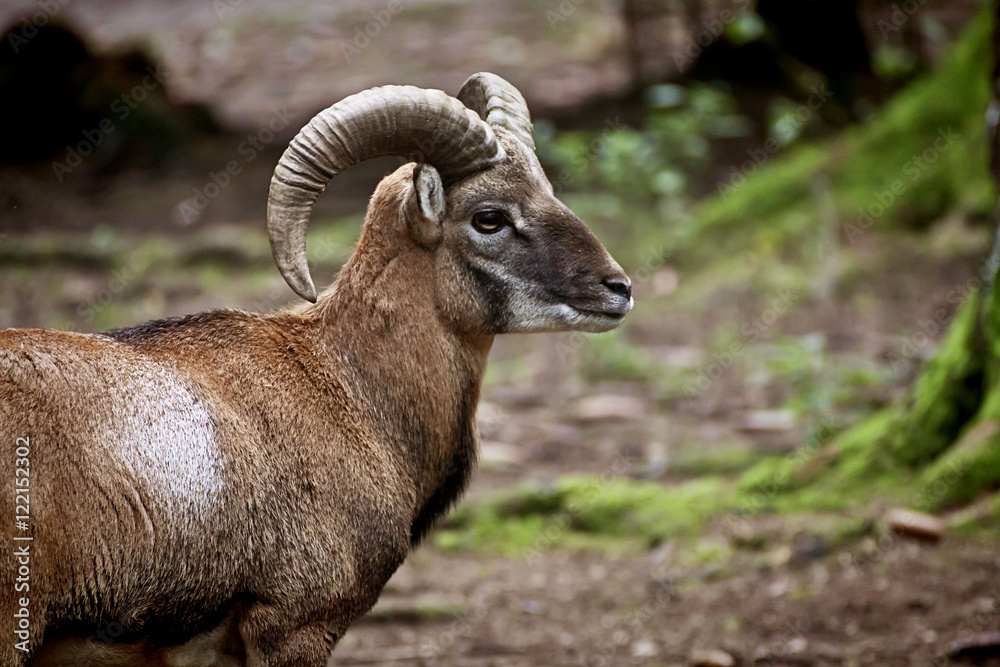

{"left": 338, "top": 540, "right": 1000, "bottom": 666}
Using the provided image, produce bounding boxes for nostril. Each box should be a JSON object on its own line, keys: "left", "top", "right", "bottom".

{"left": 602, "top": 278, "right": 632, "bottom": 301}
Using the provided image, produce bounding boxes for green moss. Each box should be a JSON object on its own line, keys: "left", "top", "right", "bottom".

{"left": 736, "top": 453, "right": 801, "bottom": 496}
{"left": 826, "top": 515, "right": 876, "bottom": 545}
{"left": 748, "top": 293, "right": 986, "bottom": 505}
{"left": 734, "top": 316, "right": 1000, "bottom": 517}
{"left": 678, "top": 540, "right": 733, "bottom": 567}
{"left": 493, "top": 486, "right": 569, "bottom": 517}
{"left": 885, "top": 294, "right": 985, "bottom": 466}
{"left": 916, "top": 415, "right": 1000, "bottom": 511}
{"left": 436, "top": 476, "right": 730, "bottom": 555}
{"left": 670, "top": 444, "right": 770, "bottom": 477}
{"left": 679, "top": 7, "right": 994, "bottom": 267}
{"left": 735, "top": 408, "right": 912, "bottom": 517}
{"left": 824, "top": 409, "right": 904, "bottom": 484}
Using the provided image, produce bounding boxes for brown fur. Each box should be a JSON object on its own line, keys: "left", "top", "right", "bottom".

{"left": 0, "top": 131, "right": 629, "bottom": 666}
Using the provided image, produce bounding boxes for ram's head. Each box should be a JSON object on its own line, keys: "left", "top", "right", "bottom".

{"left": 268, "top": 72, "right": 632, "bottom": 334}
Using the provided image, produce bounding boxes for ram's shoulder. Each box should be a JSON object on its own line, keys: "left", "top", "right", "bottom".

{"left": 0, "top": 327, "right": 122, "bottom": 368}
{"left": 0, "top": 328, "right": 140, "bottom": 406}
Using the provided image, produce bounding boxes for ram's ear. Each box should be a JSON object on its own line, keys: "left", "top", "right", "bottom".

{"left": 406, "top": 164, "right": 445, "bottom": 247}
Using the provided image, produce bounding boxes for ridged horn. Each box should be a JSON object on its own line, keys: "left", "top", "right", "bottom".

{"left": 268, "top": 85, "right": 505, "bottom": 302}
{"left": 457, "top": 72, "right": 535, "bottom": 151}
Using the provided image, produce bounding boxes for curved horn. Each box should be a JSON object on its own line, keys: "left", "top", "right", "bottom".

{"left": 268, "top": 85, "right": 505, "bottom": 302}
{"left": 458, "top": 72, "right": 535, "bottom": 151}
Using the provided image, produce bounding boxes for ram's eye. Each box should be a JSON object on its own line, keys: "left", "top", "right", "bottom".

{"left": 472, "top": 210, "right": 508, "bottom": 234}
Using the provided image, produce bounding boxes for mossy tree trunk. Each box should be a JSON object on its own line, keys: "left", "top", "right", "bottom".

{"left": 770, "top": 5, "right": 1000, "bottom": 516}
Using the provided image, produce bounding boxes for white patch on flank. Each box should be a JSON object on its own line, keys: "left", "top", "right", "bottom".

{"left": 109, "top": 362, "right": 222, "bottom": 519}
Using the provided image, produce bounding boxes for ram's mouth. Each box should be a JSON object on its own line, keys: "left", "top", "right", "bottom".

{"left": 560, "top": 304, "right": 629, "bottom": 333}
{"left": 570, "top": 306, "right": 626, "bottom": 321}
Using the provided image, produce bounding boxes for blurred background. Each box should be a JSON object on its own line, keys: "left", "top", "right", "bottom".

{"left": 3, "top": 0, "right": 1000, "bottom": 664}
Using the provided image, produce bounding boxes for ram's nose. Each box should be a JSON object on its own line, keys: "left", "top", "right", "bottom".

{"left": 602, "top": 277, "right": 632, "bottom": 302}
{"left": 599, "top": 272, "right": 633, "bottom": 317}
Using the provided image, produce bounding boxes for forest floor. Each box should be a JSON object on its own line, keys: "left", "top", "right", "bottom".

{"left": 342, "top": 541, "right": 1000, "bottom": 666}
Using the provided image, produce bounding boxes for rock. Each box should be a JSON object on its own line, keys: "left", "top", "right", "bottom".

{"left": 631, "top": 638, "right": 659, "bottom": 658}
{"left": 792, "top": 532, "right": 827, "bottom": 561}
{"left": 769, "top": 545, "right": 793, "bottom": 568}
{"left": 654, "top": 345, "right": 703, "bottom": 369}
{"left": 532, "top": 422, "right": 582, "bottom": 447}
{"left": 479, "top": 441, "right": 525, "bottom": 466}
{"left": 575, "top": 394, "right": 649, "bottom": 422}
{"left": 520, "top": 600, "right": 543, "bottom": 614}
{"left": 885, "top": 508, "right": 945, "bottom": 542}
{"left": 652, "top": 267, "right": 680, "bottom": 296}
{"left": 738, "top": 409, "right": 796, "bottom": 432}
{"left": 786, "top": 636, "right": 808, "bottom": 653}
{"left": 767, "top": 577, "right": 790, "bottom": 598}
{"left": 690, "top": 648, "right": 735, "bottom": 667}
{"left": 487, "top": 385, "right": 545, "bottom": 408}
{"left": 946, "top": 632, "right": 1000, "bottom": 660}
{"left": 476, "top": 400, "right": 506, "bottom": 430}
{"left": 815, "top": 642, "right": 844, "bottom": 660}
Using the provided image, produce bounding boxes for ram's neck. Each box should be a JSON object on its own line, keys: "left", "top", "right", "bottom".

{"left": 318, "top": 242, "right": 492, "bottom": 545}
